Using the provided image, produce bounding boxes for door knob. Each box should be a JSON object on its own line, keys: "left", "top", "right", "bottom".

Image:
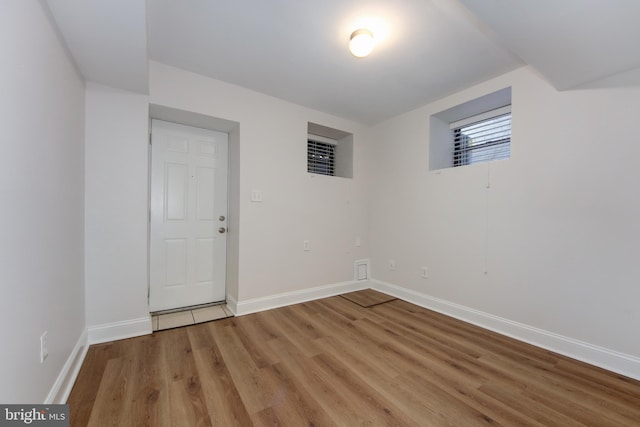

{"left": 218, "top": 227, "right": 226, "bottom": 234}
{"left": 219, "top": 215, "right": 225, "bottom": 221}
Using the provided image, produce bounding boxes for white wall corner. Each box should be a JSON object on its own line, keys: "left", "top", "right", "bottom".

{"left": 45, "top": 329, "right": 89, "bottom": 404}
{"left": 87, "top": 316, "right": 152, "bottom": 345}
{"left": 235, "top": 280, "right": 369, "bottom": 316}
{"left": 370, "top": 279, "right": 640, "bottom": 382}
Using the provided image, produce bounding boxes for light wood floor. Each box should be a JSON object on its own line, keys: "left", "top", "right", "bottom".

{"left": 68, "top": 294, "right": 640, "bottom": 426}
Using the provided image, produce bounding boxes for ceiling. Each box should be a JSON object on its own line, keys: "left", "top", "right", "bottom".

{"left": 45, "top": 0, "right": 640, "bottom": 125}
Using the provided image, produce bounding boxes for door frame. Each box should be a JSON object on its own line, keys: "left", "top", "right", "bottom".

{"left": 147, "top": 107, "right": 239, "bottom": 313}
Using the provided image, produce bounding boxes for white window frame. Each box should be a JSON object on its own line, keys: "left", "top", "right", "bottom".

{"left": 429, "top": 87, "right": 512, "bottom": 171}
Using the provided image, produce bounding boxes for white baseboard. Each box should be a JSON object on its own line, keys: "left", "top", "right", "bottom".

{"left": 45, "top": 329, "right": 89, "bottom": 404}
{"left": 371, "top": 279, "right": 640, "bottom": 381}
{"left": 87, "top": 316, "right": 152, "bottom": 345}
{"left": 235, "top": 280, "right": 369, "bottom": 316}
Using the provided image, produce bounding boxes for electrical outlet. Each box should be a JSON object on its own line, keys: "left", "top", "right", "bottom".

{"left": 251, "top": 189, "right": 263, "bottom": 202}
{"left": 421, "top": 266, "right": 429, "bottom": 278}
{"left": 303, "top": 240, "right": 310, "bottom": 251}
{"left": 40, "top": 331, "right": 48, "bottom": 363}
{"left": 389, "top": 259, "right": 396, "bottom": 270}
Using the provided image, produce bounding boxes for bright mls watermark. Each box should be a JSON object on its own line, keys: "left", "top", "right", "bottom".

{"left": 0, "top": 405, "right": 68, "bottom": 426}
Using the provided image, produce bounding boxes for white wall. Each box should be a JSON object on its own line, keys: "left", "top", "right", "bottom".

{"left": 84, "top": 83, "right": 150, "bottom": 339}
{"left": 0, "top": 0, "right": 85, "bottom": 402}
{"left": 368, "top": 66, "right": 640, "bottom": 371}
{"left": 150, "top": 62, "right": 370, "bottom": 304}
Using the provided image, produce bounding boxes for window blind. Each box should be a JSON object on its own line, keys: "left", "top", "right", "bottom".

{"left": 308, "top": 139, "right": 336, "bottom": 176}
{"left": 453, "top": 112, "right": 511, "bottom": 167}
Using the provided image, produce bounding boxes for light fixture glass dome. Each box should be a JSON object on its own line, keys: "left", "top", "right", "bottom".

{"left": 349, "top": 29, "right": 374, "bottom": 58}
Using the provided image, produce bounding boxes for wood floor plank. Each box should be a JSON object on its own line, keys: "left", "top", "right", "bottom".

{"left": 307, "top": 311, "right": 405, "bottom": 379}
{"left": 350, "top": 319, "right": 518, "bottom": 426}
{"left": 310, "top": 352, "right": 421, "bottom": 426}
{"left": 68, "top": 292, "right": 640, "bottom": 426}
{"left": 250, "top": 407, "right": 279, "bottom": 427}
{"left": 160, "top": 327, "right": 197, "bottom": 383}
{"left": 553, "top": 358, "right": 640, "bottom": 405}
{"left": 316, "top": 335, "right": 455, "bottom": 426}
{"left": 189, "top": 331, "right": 253, "bottom": 426}
{"left": 207, "top": 322, "right": 268, "bottom": 415}
{"left": 345, "top": 320, "right": 529, "bottom": 425}
{"left": 186, "top": 320, "right": 219, "bottom": 351}
{"left": 267, "top": 336, "right": 359, "bottom": 425}
{"left": 268, "top": 335, "right": 410, "bottom": 426}
{"left": 478, "top": 351, "right": 640, "bottom": 426}
{"left": 477, "top": 381, "right": 585, "bottom": 427}
{"left": 167, "top": 376, "right": 212, "bottom": 427}
{"left": 264, "top": 307, "right": 325, "bottom": 358}
{"left": 160, "top": 328, "right": 211, "bottom": 427}
{"left": 85, "top": 349, "right": 137, "bottom": 426}
{"left": 252, "top": 364, "right": 331, "bottom": 427}
{"left": 67, "top": 342, "right": 119, "bottom": 425}
{"left": 229, "top": 315, "right": 279, "bottom": 369}
{"left": 126, "top": 334, "right": 170, "bottom": 427}
{"left": 268, "top": 362, "right": 339, "bottom": 427}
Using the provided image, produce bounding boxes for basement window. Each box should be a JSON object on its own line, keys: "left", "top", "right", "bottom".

{"left": 429, "top": 87, "right": 512, "bottom": 170}
{"left": 452, "top": 107, "right": 511, "bottom": 167}
{"left": 308, "top": 136, "right": 336, "bottom": 176}
{"left": 307, "top": 122, "right": 353, "bottom": 178}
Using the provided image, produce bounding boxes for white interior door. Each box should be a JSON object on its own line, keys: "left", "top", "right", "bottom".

{"left": 149, "top": 120, "right": 228, "bottom": 312}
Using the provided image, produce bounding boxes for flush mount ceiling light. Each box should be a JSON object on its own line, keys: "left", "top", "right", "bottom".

{"left": 349, "top": 28, "right": 374, "bottom": 58}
